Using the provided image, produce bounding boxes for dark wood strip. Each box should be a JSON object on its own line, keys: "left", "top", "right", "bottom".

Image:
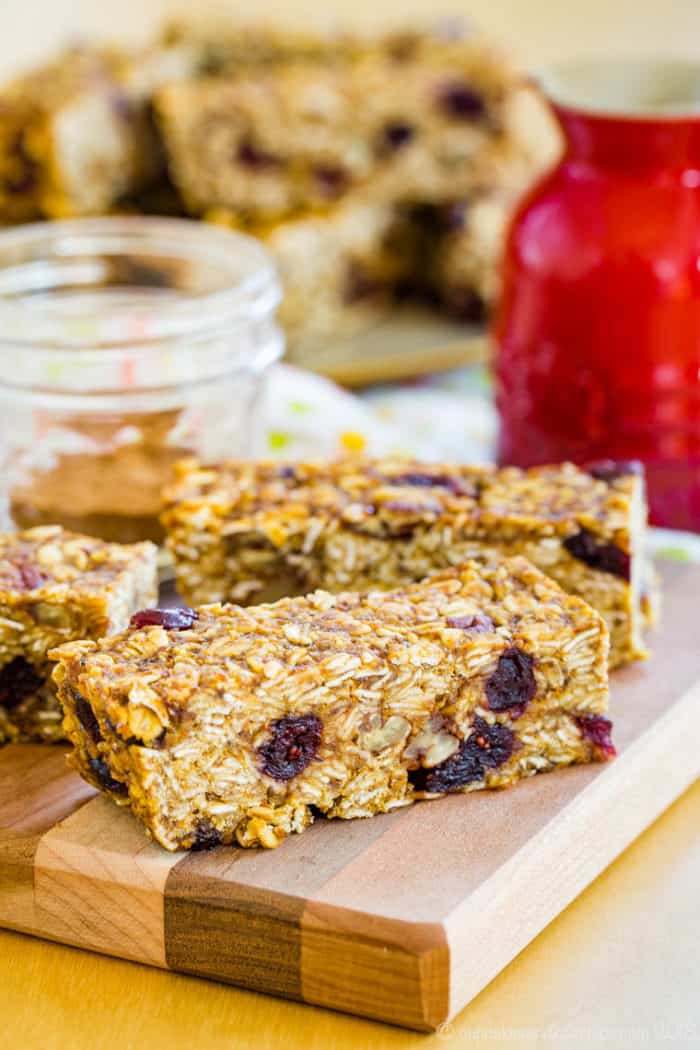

{"left": 164, "top": 805, "right": 408, "bottom": 999}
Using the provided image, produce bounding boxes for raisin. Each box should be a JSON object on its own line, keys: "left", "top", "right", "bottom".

{"left": 130, "top": 607, "right": 198, "bottom": 630}
{"left": 563, "top": 529, "right": 631, "bottom": 581}
{"left": 379, "top": 121, "right": 416, "bottom": 153}
{"left": 586, "top": 459, "right": 643, "bottom": 483}
{"left": 576, "top": 715, "right": 616, "bottom": 758}
{"left": 73, "top": 690, "right": 102, "bottom": 743}
{"left": 191, "top": 821, "right": 223, "bottom": 851}
{"left": 259, "top": 714, "right": 322, "bottom": 781}
{"left": 88, "top": 757, "right": 127, "bottom": 796}
{"left": 0, "top": 657, "right": 43, "bottom": 710}
{"left": 237, "top": 137, "right": 281, "bottom": 170}
{"left": 485, "top": 648, "right": 536, "bottom": 712}
{"left": 410, "top": 717, "right": 515, "bottom": 792}
{"left": 446, "top": 613, "right": 494, "bottom": 632}
{"left": 437, "top": 82, "right": 486, "bottom": 121}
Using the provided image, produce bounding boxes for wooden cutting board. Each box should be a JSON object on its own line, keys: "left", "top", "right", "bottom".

{"left": 0, "top": 560, "right": 698, "bottom": 1033}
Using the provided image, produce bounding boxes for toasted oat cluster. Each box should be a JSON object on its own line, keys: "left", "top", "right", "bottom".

{"left": 162, "top": 458, "right": 650, "bottom": 668}
{"left": 0, "top": 526, "right": 157, "bottom": 742}
{"left": 52, "top": 557, "right": 612, "bottom": 851}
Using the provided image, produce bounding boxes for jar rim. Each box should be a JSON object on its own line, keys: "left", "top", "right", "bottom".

{"left": 0, "top": 215, "right": 282, "bottom": 349}
{"left": 536, "top": 57, "right": 700, "bottom": 121}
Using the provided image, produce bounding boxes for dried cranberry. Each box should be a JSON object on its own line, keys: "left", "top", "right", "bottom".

{"left": 88, "top": 757, "right": 127, "bottom": 796}
{"left": 410, "top": 717, "right": 515, "bottom": 793}
{"left": 0, "top": 657, "right": 43, "bottom": 710}
{"left": 130, "top": 607, "right": 198, "bottom": 630}
{"left": 237, "top": 138, "right": 281, "bottom": 169}
{"left": 576, "top": 715, "right": 616, "bottom": 758}
{"left": 441, "top": 285, "right": 487, "bottom": 322}
{"left": 191, "top": 821, "right": 223, "bottom": 850}
{"left": 313, "top": 164, "right": 348, "bottom": 195}
{"left": 441, "top": 201, "right": 469, "bottom": 231}
{"left": 470, "top": 717, "right": 517, "bottom": 769}
{"left": 107, "top": 87, "right": 136, "bottom": 122}
{"left": 446, "top": 613, "right": 494, "bottom": 632}
{"left": 380, "top": 121, "right": 416, "bottom": 153}
{"left": 343, "top": 263, "right": 382, "bottom": 304}
{"left": 388, "top": 472, "right": 475, "bottom": 496}
{"left": 73, "top": 690, "right": 102, "bottom": 743}
{"left": 485, "top": 648, "right": 536, "bottom": 712}
{"left": 383, "top": 499, "right": 443, "bottom": 515}
{"left": 17, "top": 563, "right": 45, "bottom": 590}
{"left": 563, "top": 529, "right": 631, "bottom": 581}
{"left": 259, "top": 714, "right": 322, "bottom": 781}
{"left": 437, "top": 81, "right": 486, "bottom": 121}
{"left": 586, "top": 459, "right": 644, "bottom": 483}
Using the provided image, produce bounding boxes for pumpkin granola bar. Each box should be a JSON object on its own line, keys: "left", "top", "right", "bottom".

{"left": 154, "top": 42, "right": 518, "bottom": 222}
{"left": 52, "top": 556, "right": 612, "bottom": 851}
{"left": 0, "top": 526, "right": 157, "bottom": 743}
{"left": 162, "top": 458, "right": 650, "bottom": 668}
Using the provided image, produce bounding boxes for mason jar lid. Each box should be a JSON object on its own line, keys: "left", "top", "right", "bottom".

{"left": 0, "top": 216, "right": 283, "bottom": 392}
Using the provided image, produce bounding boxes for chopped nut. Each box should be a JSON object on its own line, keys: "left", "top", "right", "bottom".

{"left": 359, "top": 714, "right": 411, "bottom": 752}
{"left": 404, "top": 717, "right": 460, "bottom": 767}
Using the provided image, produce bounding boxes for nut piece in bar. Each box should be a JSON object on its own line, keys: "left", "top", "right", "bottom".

{"left": 52, "top": 556, "right": 611, "bottom": 851}
{"left": 162, "top": 458, "right": 650, "bottom": 668}
{"left": 0, "top": 526, "right": 157, "bottom": 743}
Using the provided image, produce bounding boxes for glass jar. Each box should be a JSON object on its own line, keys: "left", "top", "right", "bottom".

{"left": 0, "top": 216, "right": 283, "bottom": 543}
{"left": 494, "top": 59, "right": 700, "bottom": 530}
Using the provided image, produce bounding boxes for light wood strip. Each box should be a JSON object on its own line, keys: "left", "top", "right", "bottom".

{"left": 34, "top": 796, "right": 181, "bottom": 967}
{"left": 0, "top": 745, "right": 94, "bottom": 934}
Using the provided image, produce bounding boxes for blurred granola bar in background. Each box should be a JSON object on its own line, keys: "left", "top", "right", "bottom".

{"left": 0, "top": 17, "right": 561, "bottom": 353}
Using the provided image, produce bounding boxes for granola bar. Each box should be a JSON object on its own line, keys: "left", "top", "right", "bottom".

{"left": 154, "top": 41, "right": 519, "bottom": 222}
{"left": 209, "top": 198, "right": 419, "bottom": 349}
{"left": 0, "top": 526, "right": 157, "bottom": 743}
{"left": 162, "top": 458, "right": 649, "bottom": 668}
{"left": 52, "top": 556, "right": 612, "bottom": 851}
{"left": 0, "top": 42, "right": 195, "bottom": 221}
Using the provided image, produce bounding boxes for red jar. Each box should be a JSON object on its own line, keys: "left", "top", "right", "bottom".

{"left": 494, "top": 60, "right": 700, "bottom": 529}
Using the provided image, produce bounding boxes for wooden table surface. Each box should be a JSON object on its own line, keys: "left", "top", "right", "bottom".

{"left": 2, "top": 1, "right": 700, "bottom": 1045}
{"left": 0, "top": 778, "right": 698, "bottom": 1049}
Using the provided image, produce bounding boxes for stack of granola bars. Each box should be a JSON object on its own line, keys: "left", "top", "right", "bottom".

{"left": 0, "top": 456, "right": 656, "bottom": 850}
{"left": 0, "top": 19, "right": 559, "bottom": 349}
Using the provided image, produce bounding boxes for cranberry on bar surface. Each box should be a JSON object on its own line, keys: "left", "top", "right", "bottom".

{"left": 162, "top": 457, "right": 653, "bottom": 669}
{"left": 0, "top": 525, "right": 158, "bottom": 744}
{"left": 130, "top": 607, "right": 198, "bottom": 630}
{"left": 52, "top": 556, "right": 611, "bottom": 852}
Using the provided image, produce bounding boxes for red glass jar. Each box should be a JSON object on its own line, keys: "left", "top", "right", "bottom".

{"left": 494, "top": 60, "right": 700, "bottom": 529}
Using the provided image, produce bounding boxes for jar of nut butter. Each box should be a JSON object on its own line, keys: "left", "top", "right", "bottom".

{"left": 0, "top": 217, "right": 282, "bottom": 543}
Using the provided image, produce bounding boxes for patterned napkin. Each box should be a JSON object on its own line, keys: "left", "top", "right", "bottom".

{"left": 259, "top": 362, "right": 699, "bottom": 560}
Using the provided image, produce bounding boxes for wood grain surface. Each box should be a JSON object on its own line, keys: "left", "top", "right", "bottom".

{"left": 0, "top": 560, "right": 697, "bottom": 1031}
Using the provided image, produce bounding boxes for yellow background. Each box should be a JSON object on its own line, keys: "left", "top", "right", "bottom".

{"left": 0, "top": 3, "right": 699, "bottom": 1047}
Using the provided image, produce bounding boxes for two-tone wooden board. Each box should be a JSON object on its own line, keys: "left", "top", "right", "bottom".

{"left": 0, "top": 561, "right": 698, "bottom": 1032}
